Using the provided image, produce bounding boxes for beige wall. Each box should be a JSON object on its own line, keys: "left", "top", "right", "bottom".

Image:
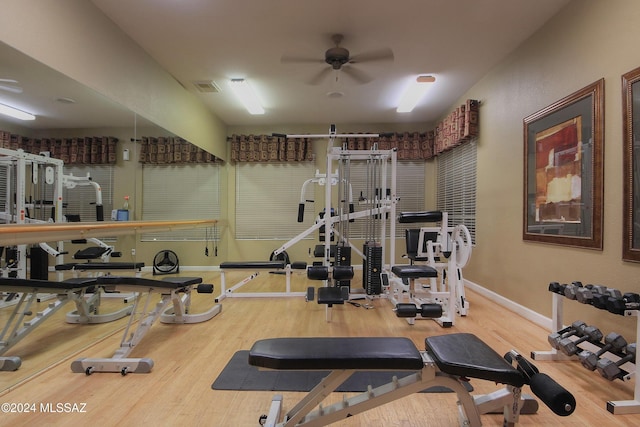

{"left": 457, "top": 0, "right": 640, "bottom": 339}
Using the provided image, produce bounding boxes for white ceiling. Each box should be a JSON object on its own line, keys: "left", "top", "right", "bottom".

{"left": 0, "top": 0, "right": 570, "bottom": 130}
{"left": 0, "top": 41, "right": 141, "bottom": 130}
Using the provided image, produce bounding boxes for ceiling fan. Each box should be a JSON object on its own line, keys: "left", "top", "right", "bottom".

{"left": 281, "top": 34, "right": 394, "bottom": 85}
{"left": 0, "top": 79, "right": 23, "bottom": 94}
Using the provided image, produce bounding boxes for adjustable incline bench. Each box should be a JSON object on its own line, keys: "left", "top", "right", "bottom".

{"left": 71, "top": 275, "right": 221, "bottom": 375}
{"left": 0, "top": 277, "right": 133, "bottom": 371}
{"left": 249, "top": 333, "right": 575, "bottom": 427}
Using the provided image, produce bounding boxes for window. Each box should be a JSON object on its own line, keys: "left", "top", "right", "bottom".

{"left": 436, "top": 139, "right": 477, "bottom": 243}
{"left": 142, "top": 163, "right": 221, "bottom": 241}
{"left": 235, "top": 162, "right": 315, "bottom": 239}
{"left": 235, "top": 159, "right": 425, "bottom": 242}
{"left": 63, "top": 165, "right": 115, "bottom": 222}
{"left": 347, "top": 160, "right": 426, "bottom": 239}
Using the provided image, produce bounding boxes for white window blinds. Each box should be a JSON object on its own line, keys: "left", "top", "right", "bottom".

{"left": 142, "top": 163, "right": 221, "bottom": 241}
{"left": 436, "top": 139, "right": 477, "bottom": 243}
{"left": 63, "top": 165, "right": 114, "bottom": 222}
{"left": 235, "top": 162, "right": 316, "bottom": 239}
{"left": 347, "top": 161, "right": 426, "bottom": 239}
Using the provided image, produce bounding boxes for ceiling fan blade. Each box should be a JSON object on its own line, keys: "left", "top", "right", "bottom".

{"left": 340, "top": 66, "right": 372, "bottom": 84}
{"left": 307, "top": 67, "right": 332, "bottom": 85}
{"left": 0, "top": 83, "right": 23, "bottom": 94}
{"left": 281, "top": 54, "right": 324, "bottom": 64}
{"left": 349, "top": 47, "right": 394, "bottom": 64}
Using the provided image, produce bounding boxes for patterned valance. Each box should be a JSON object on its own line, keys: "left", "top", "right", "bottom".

{"left": 227, "top": 99, "right": 479, "bottom": 162}
{"left": 0, "top": 130, "right": 117, "bottom": 164}
{"left": 434, "top": 99, "right": 479, "bottom": 155}
{"left": 228, "top": 134, "right": 312, "bottom": 162}
{"left": 340, "top": 132, "right": 435, "bottom": 160}
{"left": 138, "top": 136, "right": 220, "bottom": 164}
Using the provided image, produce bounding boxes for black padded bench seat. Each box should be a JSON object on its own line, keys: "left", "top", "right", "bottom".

{"left": 392, "top": 264, "right": 437, "bottom": 278}
{"left": 313, "top": 244, "right": 336, "bottom": 258}
{"left": 0, "top": 277, "right": 97, "bottom": 291}
{"left": 72, "top": 246, "right": 110, "bottom": 260}
{"left": 220, "top": 261, "right": 285, "bottom": 269}
{"left": 317, "top": 287, "right": 346, "bottom": 305}
{"left": 249, "top": 337, "right": 424, "bottom": 371}
{"left": 398, "top": 210, "right": 443, "bottom": 223}
{"left": 55, "top": 262, "right": 145, "bottom": 271}
{"left": 426, "top": 333, "right": 525, "bottom": 387}
{"left": 95, "top": 276, "right": 202, "bottom": 289}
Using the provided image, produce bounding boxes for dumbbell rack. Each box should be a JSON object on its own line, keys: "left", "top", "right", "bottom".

{"left": 531, "top": 289, "right": 639, "bottom": 415}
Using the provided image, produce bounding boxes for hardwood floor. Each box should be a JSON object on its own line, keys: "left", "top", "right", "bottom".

{"left": 0, "top": 269, "right": 637, "bottom": 426}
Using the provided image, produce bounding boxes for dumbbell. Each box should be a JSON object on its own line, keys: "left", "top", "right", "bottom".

{"left": 606, "top": 293, "right": 640, "bottom": 315}
{"left": 596, "top": 343, "right": 637, "bottom": 381}
{"left": 548, "top": 282, "right": 567, "bottom": 295}
{"left": 590, "top": 292, "right": 610, "bottom": 310}
{"left": 575, "top": 287, "right": 594, "bottom": 304}
{"left": 578, "top": 332, "right": 628, "bottom": 371}
{"left": 563, "top": 281, "right": 583, "bottom": 300}
{"left": 558, "top": 325, "right": 603, "bottom": 356}
{"left": 589, "top": 287, "right": 622, "bottom": 310}
{"left": 548, "top": 320, "right": 587, "bottom": 350}
{"left": 574, "top": 284, "right": 605, "bottom": 303}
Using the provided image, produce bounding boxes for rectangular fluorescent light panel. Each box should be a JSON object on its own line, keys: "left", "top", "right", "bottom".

{"left": 396, "top": 75, "right": 436, "bottom": 113}
{"left": 228, "top": 79, "right": 264, "bottom": 115}
{"left": 0, "top": 103, "right": 35, "bottom": 120}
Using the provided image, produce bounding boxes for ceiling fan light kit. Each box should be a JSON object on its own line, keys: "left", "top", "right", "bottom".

{"left": 282, "top": 33, "right": 394, "bottom": 85}
{"left": 0, "top": 102, "right": 35, "bottom": 121}
{"left": 228, "top": 78, "right": 265, "bottom": 115}
{"left": 396, "top": 75, "right": 436, "bottom": 113}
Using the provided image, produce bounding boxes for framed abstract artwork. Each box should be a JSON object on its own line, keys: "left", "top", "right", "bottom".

{"left": 523, "top": 79, "right": 604, "bottom": 249}
{"left": 622, "top": 67, "right": 640, "bottom": 262}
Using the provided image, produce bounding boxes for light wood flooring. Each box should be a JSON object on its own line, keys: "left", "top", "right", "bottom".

{"left": 0, "top": 269, "right": 637, "bottom": 426}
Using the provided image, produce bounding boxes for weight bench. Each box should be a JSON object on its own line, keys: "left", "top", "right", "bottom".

{"left": 71, "top": 275, "right": 221, "bottom": 375}
{"left": 0, "top": 277, "right": 134, "bottom": 371}
{"left": 216, "top": 261, "right": 306, "bottom": 301}
{"left": 55, "top": 261, "right": 145, "bottom": 278}
{"left": 249, "top": 333, "right": 575, "bottom": 427}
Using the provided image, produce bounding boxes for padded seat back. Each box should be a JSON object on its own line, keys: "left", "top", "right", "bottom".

{"left": 405, "top": 229, "right": 437, "bottom": 261}
{"left": 425, "top": 333, "right": 525, "bottom": 387}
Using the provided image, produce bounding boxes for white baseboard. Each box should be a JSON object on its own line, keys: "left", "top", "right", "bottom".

{"left": 464, "top": 279, "right": 552, "bottom": 331}
{"left": 132, "top": 267, "right": 554, "bottom": 331}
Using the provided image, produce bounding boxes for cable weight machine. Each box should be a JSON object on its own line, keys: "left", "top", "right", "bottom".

{"left": 272, "top": 125, "right": 398, "bottom": 301}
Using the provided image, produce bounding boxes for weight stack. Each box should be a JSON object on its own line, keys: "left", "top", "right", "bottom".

{"left": 335, "top": 244, "right": 351, "bottom": 290}
{"left": 363, "top": 241, "right": 383, "bottom": 295}
{"left": 30, "top": 246, "right": 49, "bottom": 280}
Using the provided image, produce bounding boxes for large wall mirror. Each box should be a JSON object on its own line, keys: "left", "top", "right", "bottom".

{"left": 0, "top": 41, "right": 167, "bottom": 391}
{"left": 622, "top": 66, "right": 640, "bottom": 262}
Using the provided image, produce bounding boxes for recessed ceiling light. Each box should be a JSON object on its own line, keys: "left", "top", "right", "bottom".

{"left": 56, "top": 97, "right": 76, "bottom": 104}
